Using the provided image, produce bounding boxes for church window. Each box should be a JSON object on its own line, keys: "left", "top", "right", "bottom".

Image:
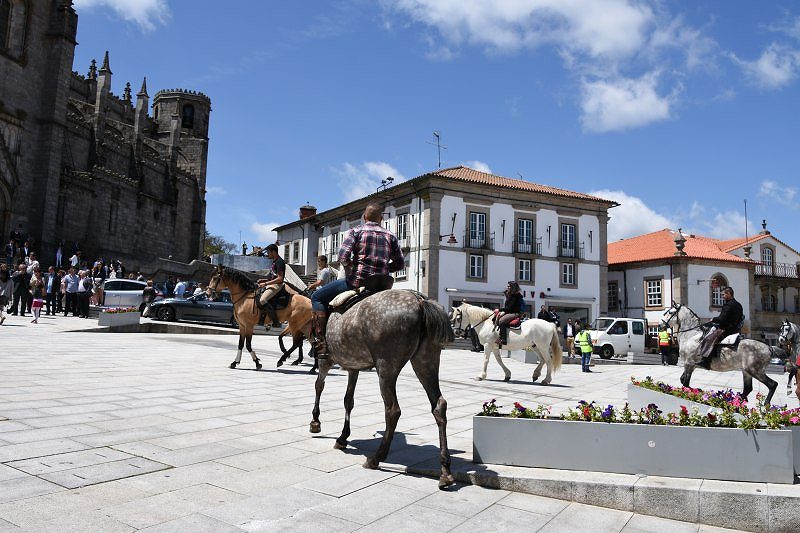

{"left": 0, "top": 0, "right": 10, "bottom": 50}
{"left": 181, "top": 104, "right": 195, "bottom": 129}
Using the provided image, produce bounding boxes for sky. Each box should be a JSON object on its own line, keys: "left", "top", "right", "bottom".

{"left": 71, "top": 0, "right": 800, "bottom": 251}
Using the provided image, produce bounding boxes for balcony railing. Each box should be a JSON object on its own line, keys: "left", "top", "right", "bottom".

{"left": 557, "top": 240, "right": 585, "bottom": 259}
{"left": 513, "top": 236, "right": 542, "bottom": 255}
{"left": 463, "top": 232, "right": 493, "bottom": 251}
{"left": 755, "top": 262, "right": 799, "bottom": 279}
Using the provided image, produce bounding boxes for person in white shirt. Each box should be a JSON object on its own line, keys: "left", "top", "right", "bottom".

{"left": 25, "top": 253, "right": 40, "bottom": 274}
{"left": 69, "top": 251, "right": 80, "bottom": 268}
{"left": 193, "top": 284, "right": 205, "bottom": 296}
{"left": 174, "top": 278, "right": 187, "bottom": 298}
{"left": 564, "top": 318, "right": 575, "bottom": 358}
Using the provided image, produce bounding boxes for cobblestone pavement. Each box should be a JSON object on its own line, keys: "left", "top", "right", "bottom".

{"left": 0, "top": 313, "right": 775, "bottom": 531}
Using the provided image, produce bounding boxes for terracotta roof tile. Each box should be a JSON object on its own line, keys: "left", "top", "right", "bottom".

{"left": 429, "top": 166, "right": 617, "bottom": 204}
{"left": 609, "top": 229, "right": 753, "bottom": 265}
{"left": 717, "top": 234, "right": 770, "bottom": 252}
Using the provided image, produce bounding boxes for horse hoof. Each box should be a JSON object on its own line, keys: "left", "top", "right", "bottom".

{"left": 255, "top": 363, "right": 262, "bottom": 370}
{"left": 531, "top": 376, "right": 539, "bottom": 383}
{"left": 229, "top": 362, "right": 238, "bottom": 369}
{"left": 291, "top": 360, "right": 300, "bottom": 366}
{"left": 363, "top": 457, "right": 379, "bottom": 470}
{"left": 542, "top": 380, "right": 551, "bottom": 386}
{"left": 308, "top": 368, "right": 317, "bottom": 374}
{"left": 504, "top": 375, "right": 511, "bottom": 382}
{"left": 438, "top": 474, "right": 455, "bottom": 489}
{"left": 333, "top": 440, "right": 347, "bottom": 450}
{"left": 309, "top": 421, "right": 321, "bottom": 433}
{"left": 473, "top": 376, "right": 485, "bottom": 381}
{"left": 276, "top": 359, "right": 284, "bottom": 367}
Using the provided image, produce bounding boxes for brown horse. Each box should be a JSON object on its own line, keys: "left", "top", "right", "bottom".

{"left": 208, "top": 266, "right": 312, "bottom": 370}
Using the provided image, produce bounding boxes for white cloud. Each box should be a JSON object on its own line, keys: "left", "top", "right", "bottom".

{"left": 333, "top": 161, "right": 407, "bottom": 202}
{"left": 73, "top": 0, "right": 170, "bottom": 31}
{"left": 580, "top": 73, "right": 673, "bottom": 133}
{"left": 590, "top": 189, "right": 674, "bottom": 242}
{"left": 698, "top": 211, "right": 754, "bottom": 240}
{"left": 206, "top": 186, "right": 226, "bottom": 195}
{"left": 250, "top": 221, "right": 281, "bottom": 243}
{"left": 733, "top": 43, "right": 800, "bottom": 90}
{"left": 465, "top": 160, "right": 492, "bottom": 173}
{"left": 759, "top": 179, "right": 798, "bottom": 209}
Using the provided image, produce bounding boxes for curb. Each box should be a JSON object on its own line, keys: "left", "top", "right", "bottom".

{"left": 403, "top": 456, "right": 800, "bottom": 532}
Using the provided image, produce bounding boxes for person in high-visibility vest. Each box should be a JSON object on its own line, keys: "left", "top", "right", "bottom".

{"left": 575, "top": 323, "right": 593, "bottom": 373}
{"left": 659, "top": 324, "right": 671, "bottom": 366}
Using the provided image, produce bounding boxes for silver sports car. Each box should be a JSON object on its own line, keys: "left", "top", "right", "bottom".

{"left": 148, "top": 291, "right": 237, "bottom": 327}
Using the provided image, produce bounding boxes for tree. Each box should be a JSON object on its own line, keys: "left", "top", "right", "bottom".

{"left": 204, "top": 230, "right": 235, "bottom": 257}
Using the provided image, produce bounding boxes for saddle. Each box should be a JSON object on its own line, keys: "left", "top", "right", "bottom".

{"left": 492, "top": 310, "right": 521, "bottom": 329}
{"left": 254, "top": 285, "right": 292, "bottom": 312}
{"left": 329, "top": 274, "right": 394, "bottom": 313}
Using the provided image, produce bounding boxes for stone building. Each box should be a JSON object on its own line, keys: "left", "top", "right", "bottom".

{"left": 0, "top": 0, "right": 210, "bottom": 272}
{"left": 275, "top": 166, "right": 616, "bottom": 323}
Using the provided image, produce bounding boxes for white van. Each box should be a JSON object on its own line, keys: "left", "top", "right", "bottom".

{"left": 587, "top": 317, "right": 646, "bottom": 359}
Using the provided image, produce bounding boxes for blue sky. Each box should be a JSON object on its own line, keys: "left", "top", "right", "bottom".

{"left": 72, "top": 0, "right": 800, "bottom": 251}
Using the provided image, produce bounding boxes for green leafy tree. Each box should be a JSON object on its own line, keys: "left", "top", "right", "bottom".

{"left": 204, "top": 230, "right": 235, "bottom": 257}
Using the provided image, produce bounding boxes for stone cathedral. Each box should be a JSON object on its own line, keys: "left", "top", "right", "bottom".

{"left": 0, "top": 0, "right": 210, "bottom": 272}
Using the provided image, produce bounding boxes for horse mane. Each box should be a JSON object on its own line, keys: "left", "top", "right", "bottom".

{"left": 461, "top": 303, "right": 493, "bottom": 323}
{"left": 221, "top": 267, "right": 256, "bottom": 291}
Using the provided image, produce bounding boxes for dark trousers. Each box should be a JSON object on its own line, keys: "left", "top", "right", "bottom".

{"left": 660, "top": 345, "right": 670, "bottom": 365}
{"left": 77, "top": 292, "right": 90, "bottom": 317}
{"left": 11, "top": 292, "right": 27, "bottom": 315}
{"left": 46, "top": 293, "right": 58, "bottom": 315}
{"left": 64, "top": 292, "right": 77, "bottom": 316}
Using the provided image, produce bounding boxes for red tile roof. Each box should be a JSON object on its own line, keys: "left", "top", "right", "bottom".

{"left": 429, "top": 166, "right": 617, "bottom": 204}
{"left": 608, "top": 229, "right": 753, "bottom": 265}
{"left": 717, "top": 234, "right": 770, "bottom": 252}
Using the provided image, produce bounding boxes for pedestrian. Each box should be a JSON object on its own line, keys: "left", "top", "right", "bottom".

{"left": 142, "top": 279, "right": 157, "bottom": 317}
{"left": 91, "top": 263, "right": 104, "bottom": 305}
{"left": 564, "top": 318, "right": 575, "bottom": 359}
{"left": 307, "top": 256, "right": 337, "bottom": 293}
{"left": 69, "top": 250, "right": 80, "bottom": 268}
{"left": 55, "top": 241, "right": 64, "bottom": 268}
{"left": 193, "top": 284, "right": 205, "bottom": 297}
{"left": 62, "top": 267, "right": 79, "bottom": 316}
{"left": 174, "top": 277, "right": 187, "bottom": 299}
{"left": 575, "top": 323, "right": 594, "bottom": 372}
{"left": 29, "top": 268, "right": 44, "bottom": 324}
{"left": 44, "top": 266, "right": 60, "bottom": 316}
{"left": 165, "top": 276, "right": 175, "bottom": 298}
{"left": 4, "top": 238, "right": 14, "bottom": 268}
{"left": 10, "top": 263, "right": 30, "bottom": 317}
{"left": 56, "top": 269, "right": 66, "bottom": 314}
{"left": 136, "top": 272, "right": 145, "bottom": 282}
{"left": 76, "top": 270, "right": 91, "bottom": 318}
{"left": 659, "top": 324, "right": 672, "bottom": 366}
{"left": 0, "top": 264, "right": 11, "bottom": 325}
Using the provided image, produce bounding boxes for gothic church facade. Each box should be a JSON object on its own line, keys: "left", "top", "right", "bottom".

{"left": 0, "top": 0, "right": 210, "bottom": 271}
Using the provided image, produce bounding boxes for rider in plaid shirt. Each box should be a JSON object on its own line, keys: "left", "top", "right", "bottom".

{"left": 310, "top": 203, "right": 405, "bottom": 358}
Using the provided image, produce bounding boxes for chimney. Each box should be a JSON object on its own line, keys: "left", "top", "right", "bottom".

{"left": 673, "top": 228, "right": 687, "bottom": 256}
{"left": 299, "top": 204, "right": 317, "bottom": 220}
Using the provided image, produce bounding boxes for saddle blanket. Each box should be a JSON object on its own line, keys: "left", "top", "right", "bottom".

{"left": 330, "top": 287, "right": 365, "bottom": 309}
{"left": 719, "top": 333, "right": 739, "bottom": 346}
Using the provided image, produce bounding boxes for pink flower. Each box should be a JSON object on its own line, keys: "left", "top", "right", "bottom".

{"left": 791, "top": 417, "right": 799, "bottom": 424}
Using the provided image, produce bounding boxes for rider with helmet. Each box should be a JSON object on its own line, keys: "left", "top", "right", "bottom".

{"left": 496, "top": 281, "right": 525, "bottom": 346}
{"left": 696, "top": 286, "right": 744, "bottom": 369}
{"left": 310, "top": 203, "right": 404, "bottom": 359}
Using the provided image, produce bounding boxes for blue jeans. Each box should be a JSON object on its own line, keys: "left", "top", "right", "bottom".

{"left": 311, "top": 279, "right": 351, "bottom": 311}
{"left": 581, "top": 351, "right": 592, "bottom": 370}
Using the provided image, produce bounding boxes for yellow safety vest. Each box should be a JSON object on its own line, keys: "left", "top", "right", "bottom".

{"left": 658, "top": 331, "right": 670, "bottom": 346}
{"left": 576, "top": 331, "right": 593, "bottom": 353}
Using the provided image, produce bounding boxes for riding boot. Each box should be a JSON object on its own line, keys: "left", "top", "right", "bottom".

{"left": 497, "top": 326, "right": 507, "bottom": 347}
{"left": 265, "top": 304, "right": 281, "bottom": 329}
{"left": 312, "top": 311, "right": 329, "bottom": 360}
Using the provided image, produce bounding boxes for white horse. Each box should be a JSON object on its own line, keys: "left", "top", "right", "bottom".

{"left": 778, "top": 320, "right": 800, "bottom": 400}
{"left": 450, "top": 303, "right": 562, "bottom": 384}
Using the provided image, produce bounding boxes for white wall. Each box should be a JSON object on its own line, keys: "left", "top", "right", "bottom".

{"left": 686, "top": 264, "right": 750, "bottom": 321}
{"left": 614, "top": 265, "right": 672, "bottom": 327}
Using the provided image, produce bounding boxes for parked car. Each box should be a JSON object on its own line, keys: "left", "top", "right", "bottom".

{"left": 587, "top": 317, "right": 647, "bottom": 360}
{"left": 148, "top": 291, "right": 237, "bottom": 327}
{"left": 101, "top": 279, "right": 148, "bottom": 312}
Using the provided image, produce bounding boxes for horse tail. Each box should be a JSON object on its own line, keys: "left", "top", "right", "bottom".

{"left": 419, "top": 298, "right": 455, "bottom": 347}
{"left": 550, "top": 324, "right": 562, "bottom": 373}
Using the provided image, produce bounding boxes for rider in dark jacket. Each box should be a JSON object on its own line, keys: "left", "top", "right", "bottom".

{"left": 497, "top": 281, "right": 525, "bottom": 346}
{"left": 696, "top": 286, "right": 744, "bottom": 369}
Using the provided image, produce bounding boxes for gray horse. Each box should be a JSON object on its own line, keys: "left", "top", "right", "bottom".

{"left": 779, "top": 320, "right": 800, "bottom": 399}
{"left": 309, "top": 290, "right": 456, "bottom": 489}
{"left": 664, "top": 301, "right": 778, "bottom": 405}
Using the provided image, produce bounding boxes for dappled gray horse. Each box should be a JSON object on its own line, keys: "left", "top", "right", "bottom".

{"left": 664, "top": 301, "right": 778, "bottom": 405}
{"left": 778, "top": 320, "right": 800, "bottom": 400}
{"left": 309, "top": 289, "right": 456, "bottom": 489}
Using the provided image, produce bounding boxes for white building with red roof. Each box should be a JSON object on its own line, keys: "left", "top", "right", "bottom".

{"left": 275, "top": 166, "right": 617, "bottom": 323}
{"left": 607, "top": 223, "right": 800, "bottom": 343}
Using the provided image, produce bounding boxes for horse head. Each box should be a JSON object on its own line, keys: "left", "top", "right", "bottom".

{"left": 663, "top": 300, "right": 682, "bottom": 329}
{"left": 449, "top": 305, "right": 466, "bottom": 337}
{"left": 778, "top": 319, "right": 794, "bottom": 348}
{"left": 207, "top": 266, "right": 227, "bottom": 299}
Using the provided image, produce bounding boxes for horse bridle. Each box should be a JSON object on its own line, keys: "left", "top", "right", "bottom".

{"left": 208, "top": 271, "right": 250, "bottom": 306}
{"left": 451, "top": 306, "right": 492, "bottom": 338}
{"left": 663, "top": 301, "right": 705, "bottom": 335}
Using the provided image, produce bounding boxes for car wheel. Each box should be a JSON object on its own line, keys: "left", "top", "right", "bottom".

{"left": 230, "top": 315, "right": 238, "bottom": 328}
{"left": 599, "top": 345, "right": 614, "bottom": 359}
{"left": 156, "top": 306, "right": 175, "bottom": 321}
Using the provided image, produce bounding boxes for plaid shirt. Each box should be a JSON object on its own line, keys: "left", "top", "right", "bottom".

{"left": 339, "top": 222, "right": 404, "bottom": 288}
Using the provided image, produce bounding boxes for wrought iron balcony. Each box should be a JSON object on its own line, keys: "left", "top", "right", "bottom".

{"left": 755, "top": 262, "right": 799, "bottom": 279}
{"left": 463, "top": 232, "right": 493, "bottom": 251}
{"left": 513, "top": 236, "right": 542, "bottom": 255}
{"left": 557, "top": 240, "right": 585, "bottom": 259}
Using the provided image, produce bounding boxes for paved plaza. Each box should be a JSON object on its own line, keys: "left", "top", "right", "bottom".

{"left": 1, "top": 314, "right": 787, "bottom": 532}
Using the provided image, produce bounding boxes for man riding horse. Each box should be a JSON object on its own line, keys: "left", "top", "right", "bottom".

{"left": 310, "top": 203, "right": 405, "bottom": 359}
{"left": 256, "top": 243, "right": 286, "bottom": 329}
{"left": 696, "top": 286, "right": 744, "bottom": 369}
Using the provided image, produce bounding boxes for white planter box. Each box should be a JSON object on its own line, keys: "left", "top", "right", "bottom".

{"left": 98, "top": 311, "right": 140, "bottom": 327}
{"left": 509, "top": 349, "right": 538, "bottom": 364}
{"left": 628, "top": 383, "right": 800, "bottom": 475}
{"left": 473, "top": 416, "right": 794, "bottom": 484}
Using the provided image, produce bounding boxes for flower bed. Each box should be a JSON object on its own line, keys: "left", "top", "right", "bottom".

{"left": 98, "top": 307, "right": 141, "bottom": 327}
{"left": 473, "top": 399, "right": 796, "bottom": 483}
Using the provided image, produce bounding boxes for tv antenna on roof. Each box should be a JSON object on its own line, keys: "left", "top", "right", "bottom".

{"left": 426, "top": 130, "right": 448, "bottom": 169}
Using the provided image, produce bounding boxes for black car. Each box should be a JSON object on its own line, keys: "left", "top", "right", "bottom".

{"left": 148, "top": 291, "right": 237, "bottom": 327}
